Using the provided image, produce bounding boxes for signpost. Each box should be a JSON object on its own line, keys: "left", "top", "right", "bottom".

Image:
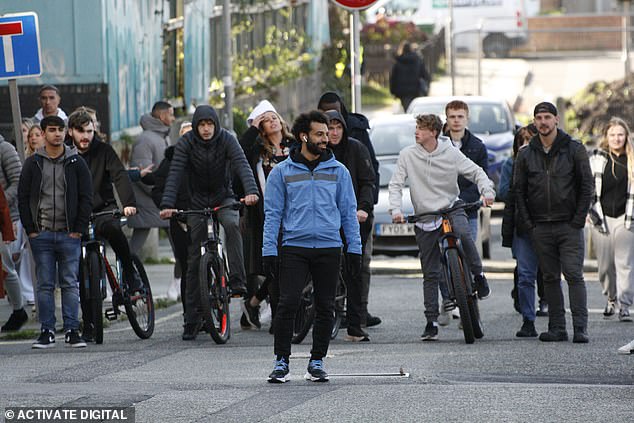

{"left": 0, "top": 12, "right": 42, "bottom": 162}
{"left": 331, "top": 0, "right": 379, "bottom": 113}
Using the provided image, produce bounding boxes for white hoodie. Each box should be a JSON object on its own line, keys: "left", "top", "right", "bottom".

{"left": 388, "top": 136, "right": 495, "bottom": 218}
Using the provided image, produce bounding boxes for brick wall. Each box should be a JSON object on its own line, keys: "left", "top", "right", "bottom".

{"left": 525, "top": 15, "right": 623, "bottom": 51}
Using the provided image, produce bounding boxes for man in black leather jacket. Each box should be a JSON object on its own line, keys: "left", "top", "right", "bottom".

{"left": 513, "top": 102, "right": 594, "bottom": 344}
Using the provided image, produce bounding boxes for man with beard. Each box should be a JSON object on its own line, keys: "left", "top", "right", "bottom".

{"left": 66, "top": 110, "right": 140, "bottom": 341}
{"left": 514, "top": 102, "right": 594, "bottom": 343}
{"left": 264, "top": 110, "right": 361, "bottom": 383}
{"left": 160, "top": 105, "right": 259, "bottom": 341}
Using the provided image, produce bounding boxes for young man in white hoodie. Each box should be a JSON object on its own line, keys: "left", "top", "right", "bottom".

{"left": 389, "top": 114, "right": 495, "bottom": 341}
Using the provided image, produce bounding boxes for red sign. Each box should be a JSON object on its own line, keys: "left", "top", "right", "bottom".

{"left": 331, "top": 0, "right": 379, "bottom": 10}
{"left": 0, "top": 21, "right": 23, "bottom": 37}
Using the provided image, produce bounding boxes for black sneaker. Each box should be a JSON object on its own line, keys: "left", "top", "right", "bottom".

{"left": 241, "top": 300, "right": 261, "bottom": 329}
{"left": 267, "top": 357, "right": 290, "bottom": 383}
{"left": 572, "top": 326, "right": 589, "bottom": 344}
{"left": 345, "top": 326, "right": 370, "bottom": 342}
{"left": 64, "top": 330, "right": 87, "bottom": 348}
{"left": 304, "top": 359, "right": 329, "bottom": 382}
{"left": 366, "top": 313, "right": 382, "bottom": 327}
{"left": 515, "top": 319, "right": 537, "bottom": 338}
{"left": 240, "top": 313, "right": 251, "bottom": 330}
{"left": 421, "top": 322, "right": 439, "bottom": 341}
{"left": 32, "top": 330, "right": 55, "bottom": 349}
{"left": 538, "top": 329, "right": 568, "bottom": 342}
{"left": 82, "top": 323, "right": 95, "bottom": 343}
{"left": 182, "top": 322, "right": 202, "bottom": 341}
{"left": 536, "top": 300, "right": 549, "bottom": 317}
{"left": 1, "top": 308, "right": 28, "bottom": 332}
{"left": 474, "top": 274, "right": 490, "bottom": 300}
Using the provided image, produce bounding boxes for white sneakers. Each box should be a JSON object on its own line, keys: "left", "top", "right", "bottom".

{"left": 617, "top": 339, "right": 634, "bottom": 355}
{"left": 166, "top": 278, "right": 180, "bottom": 301}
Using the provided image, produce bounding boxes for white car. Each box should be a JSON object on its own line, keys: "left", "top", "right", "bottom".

{"left": 370, "top": 114, "right": 491, "bottom": 257}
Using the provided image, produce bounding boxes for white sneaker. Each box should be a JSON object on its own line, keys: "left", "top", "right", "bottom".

{"left": 167, "top": 278, "right": 180, "bottom": 301}
{"left": 617, "top": 339, "right": 634, "bottom": 355}
{"left": 438, "top": 300, "right": 452, "bottom": 326}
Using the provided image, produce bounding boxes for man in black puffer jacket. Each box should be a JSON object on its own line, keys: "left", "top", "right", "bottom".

{"left": 389, "top": 42, "right": 431, "bottom": 112}
{"left": 324, "top": 109, "right": 375, "bottom": 342}
{"left": 160, "top": 105, "right": 259, "bottom": 340}
{"left": 514, "top": 102, "right": 594, "bottom": 344}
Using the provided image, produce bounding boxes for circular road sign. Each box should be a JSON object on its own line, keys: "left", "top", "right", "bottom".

{"left": 331, "top": 0, "right": 379, "bottom": 11}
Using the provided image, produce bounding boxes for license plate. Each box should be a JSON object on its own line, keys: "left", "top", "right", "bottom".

{"left": 376, "top": 223, "right": 415, "bottom": 236}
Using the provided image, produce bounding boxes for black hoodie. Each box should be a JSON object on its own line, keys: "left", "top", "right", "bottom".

{"left": 325, "top": 110, "right": 375, "bottom": 214}
{"left": 318, "top": 92, "right": 380, "bottom": 203}
{"left": 160, "top": 105, "right": 258, "bottom": 209}
{"left": 389, "top": 51, "right": 430, "bottom": 98}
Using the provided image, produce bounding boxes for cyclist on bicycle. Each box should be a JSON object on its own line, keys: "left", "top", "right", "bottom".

{"left": 66, "top": 110, "right": 141, "bottom": 341}
{"left": 264, "top": 110, "right": 362, "bottom": 383}
{"left": 159, "top": 105, "right": 259, "bottom": 341}
{"left": 389, "top": 114, "right": 495, "bottom": 341}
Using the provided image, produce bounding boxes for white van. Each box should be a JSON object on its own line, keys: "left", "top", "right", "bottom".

{"left": 365, "top": 0, "right": 540, "bottom": 57}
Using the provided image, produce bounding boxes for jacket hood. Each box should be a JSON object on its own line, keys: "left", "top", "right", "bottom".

{"left": 290, "top": 144, "right": 334, "bottom": 166}
{"left": 0, "top": 134, "right": 4, "bottom": 143}
{"left": 191, "top": 105, "right": 221, "bottom": 142}
{"left": 35, "top": 144, "right": 78, "bottom": 161}
{"left": 396, "top": 51, "right": 420, "bottom": 65}
{"left": 140, "top": 114, "right": 170, "bottom": 135}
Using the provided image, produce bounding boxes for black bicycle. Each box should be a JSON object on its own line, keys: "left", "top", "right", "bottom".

{"left": 291, "top": 256, "right": 348, "bottom": 344}
{"left": 175, "top": 202, "right": 243, "bottom": 344}
{"left": 407, "top": 201, "right": 484, "bottom": 344}
{"left": 80, "top": 209, "right": 155, "bottom": 344}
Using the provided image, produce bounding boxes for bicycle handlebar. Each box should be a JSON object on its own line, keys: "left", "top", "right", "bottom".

{"left": 406, "top": 200, "right": 483, "bottom": 223}
{"left": 174, "top": 202, "right": 244, "bottom": 220}
{"left": 90, "top": 209, "right": 123, "bottom": 220}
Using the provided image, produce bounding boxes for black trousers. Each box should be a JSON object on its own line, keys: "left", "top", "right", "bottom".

{"left": 169, "top": 218, "right": 189, "bottom": 314}
{"left": 346, "top": 218, "right": 373, "bottom": 329}
{"left": 532, "top": 222, "right": 588, "bottom": 330}
{"left": 274, "top": 246, "right": 341, "bottom": 360}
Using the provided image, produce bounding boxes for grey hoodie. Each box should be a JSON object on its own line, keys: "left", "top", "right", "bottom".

{"left": 35, "top": 144, "right": 78, "bottom": 231}
{"left": 389, "top": 136, "right": 495, "bottom": 219}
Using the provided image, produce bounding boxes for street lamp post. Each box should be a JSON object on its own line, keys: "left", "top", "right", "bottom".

{"left": 222, "top": 0, "right": 234, "bottom": 131}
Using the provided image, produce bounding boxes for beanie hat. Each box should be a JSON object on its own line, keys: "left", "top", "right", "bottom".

{"left": 246, "top": 100, "right": 277, "bottom": 126}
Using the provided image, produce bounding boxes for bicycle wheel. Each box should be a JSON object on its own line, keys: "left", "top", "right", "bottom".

{"left": 468, "top": 296, "right": 484, "bottom": 339}
{"left": 447, "top": 249, "right": 475, "bottom": 344}
{"left": 87, "top": 251, "right": 104, "bottom": 344}
{"left": 330, "top": 271, "right": 346, "bottom": 340}
{"left": 292, "top": 278, "right": 315, "bottom": 344}
{"left": 124, "top": 255, "right": 155, "bottom": 339}
{"left": 200, "top": 254, "right": 230, "bottom": 344}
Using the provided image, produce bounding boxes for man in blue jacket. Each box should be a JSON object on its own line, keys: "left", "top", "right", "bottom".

{"left": 264, "top": 110, "right": 362, "bottom": 383}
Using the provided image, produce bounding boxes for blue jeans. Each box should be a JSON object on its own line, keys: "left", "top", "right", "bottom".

{"left": 513, "top": 232, "right": 539, "bottom": 321}
{"left": 468, "top": 215, "right": 478, "bottom": 242}
{"left": 30, "top": 231, "right": 82, "bottom": 332}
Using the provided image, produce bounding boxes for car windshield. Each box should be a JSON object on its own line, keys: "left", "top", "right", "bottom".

{"left": 408, "top": 101, "right": 512, "bottom": 135}
{"left": 371, "top": 119, "right": 416, "bottom": 156}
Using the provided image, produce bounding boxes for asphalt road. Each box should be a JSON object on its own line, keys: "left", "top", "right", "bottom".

{"left": 1, "top": 270, "right": 632, "bottom": 423}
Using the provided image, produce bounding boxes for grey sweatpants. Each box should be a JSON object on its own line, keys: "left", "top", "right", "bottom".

{"left": 591, "top": 215, "right": 634, "bottom": 308}
{"left": 1, "top": 232, "right": 23, "bottom": 310}
{"left": 414, "top": 208, "right": 482, "bottom": 322}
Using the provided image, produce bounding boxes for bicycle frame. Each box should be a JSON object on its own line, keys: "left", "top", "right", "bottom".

{"left": 436, "top": 217, "right": 475, "bottom": 300}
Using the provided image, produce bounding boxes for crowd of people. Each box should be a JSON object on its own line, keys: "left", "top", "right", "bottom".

{"left": 1, "top": 84, "right": 633, "bottom": 379}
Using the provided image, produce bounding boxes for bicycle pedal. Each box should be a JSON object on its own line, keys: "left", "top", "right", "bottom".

{"left": 443, "top": 302, "right": 457, "bottom": 312}
{"left": 104, "top": 308, "right": 118, "bottom": 321}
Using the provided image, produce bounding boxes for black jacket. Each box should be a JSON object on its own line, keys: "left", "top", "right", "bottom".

{"left": 325, "top": 110, "right": 376, "bottom": 214}
{"left": 445, "top": 129, "right": 488, "bottom": 218}
{"left": 67, "top": 136, "right": 136, "bottom": 212}
{"left": 389, "top": 51, "right": 430, "bottom": 98}
{"left": 151, "top": 145, "right": 189, "bottom": 210}
{"left": 500, "top": 159, "right": 533, "bottom": 248}
{"left": 160, "top": 105, "right": 258, "bottom": 210}
{"left": 514, "top": 129, "right": 594, "bottom": 229}
{"left": 18, "top": 149, "right": 93, "bottom": 234}
{"left": 318, "top": 92, "right": 380, "bottom": 204}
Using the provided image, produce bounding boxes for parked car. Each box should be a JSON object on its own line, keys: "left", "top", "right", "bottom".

{"left": 406, "top": 95, "right": 516, "bottom": 188}
{"left": 370, "top": 114, "right": 491, "bottom": 258}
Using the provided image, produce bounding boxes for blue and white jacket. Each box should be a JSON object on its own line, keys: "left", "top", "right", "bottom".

{"left": 262, "top": 149, "right": 362, "bottom": 256}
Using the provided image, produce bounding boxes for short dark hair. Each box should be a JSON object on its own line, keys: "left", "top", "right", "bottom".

{"left": 67, "top": 110, "right": 94, "bottom": 130}
{"left": 151, "top": 101, "right": 172, "bottom": 117}
{"left": 445, "top": 100, "right": 469, "bottom": 115}
{"left": 291, "top": 110, "right": 329, "bottom": 141}
{"left": 40, "top": 116, "right": 65, "bottom": 130}
{"left": 39, "top": 84, "right": 60, "bottom": 95}
{"left": 415, "top": 114, "right": 443, "bottom": 138}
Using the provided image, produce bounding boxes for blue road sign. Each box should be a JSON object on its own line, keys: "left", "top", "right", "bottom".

{"left": 0, "top": 12, "right": 41, "bottom": 80}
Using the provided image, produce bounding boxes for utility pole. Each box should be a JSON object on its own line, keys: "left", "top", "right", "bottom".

{"left": 623, "top": 0, "right": 631, "bottom": 79}
{"left": 222, "top": 0, "right": 234, "bottom": 131}
{"left": 350, "top": 10, "right": 362, "bottom": 113}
